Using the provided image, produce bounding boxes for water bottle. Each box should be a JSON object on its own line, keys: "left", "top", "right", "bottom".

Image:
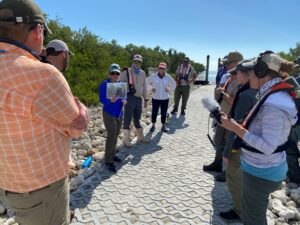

{"left": 82, "top": 156, "right": 93, "bottom": 169}
{"left": 166, "top": 113, "right": 170, "bottom": 124}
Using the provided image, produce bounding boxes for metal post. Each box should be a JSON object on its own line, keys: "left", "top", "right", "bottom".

{"left": 205, "top": 55, "right": 210, "bottom": 82}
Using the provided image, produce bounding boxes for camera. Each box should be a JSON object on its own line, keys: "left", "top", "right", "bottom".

{"left": 128, "top": 84, "right": 136, "bottom": 95}
{"left": 210, "top": 107, "right": 222, "bottom": 124}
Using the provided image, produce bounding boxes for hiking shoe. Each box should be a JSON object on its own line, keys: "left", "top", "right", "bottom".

{"left": 203, "top": 162, "right": 222, "bottom": 173}
{"left": 113, "top": 156, "right": 122, "bottom": 163}
{"left": 180, "top": 110, "right": 185, "bottom": 116}
{"left": 220, "top": 209, "right": 240, "bottom": 221}
{"left": 161, "top": 126, "right": 169, "bottom": 133}
{"left": 170, "top": 109, "right": 177, "bottom": 115}
{"left": 106, "top": 163, "right": 117, "bottom": 173}
{"left": 150, "top": 125, "right": 155, "bottom": 132}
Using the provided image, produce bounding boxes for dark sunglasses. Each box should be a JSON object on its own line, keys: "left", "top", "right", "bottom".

{"left": 134, "top": 61, "right": 142, "bottom": 64}
{"left": 110, "top": 72, "right": 120, "bottom": 76}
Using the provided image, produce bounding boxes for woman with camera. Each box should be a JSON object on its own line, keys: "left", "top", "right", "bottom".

{"left": 220, "top": 52, "right": 296, "bottom": 225}
{"left": 219, "top": 61, "right": 258, "bottom": 221}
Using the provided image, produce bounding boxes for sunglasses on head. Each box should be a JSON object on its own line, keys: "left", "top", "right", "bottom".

{"left": 110, "top": 72, "right": 120, "bottom": 76}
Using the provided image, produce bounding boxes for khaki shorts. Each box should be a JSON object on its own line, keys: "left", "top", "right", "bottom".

{"left": 0, "top": 177, "right": 70, "bottom": 225}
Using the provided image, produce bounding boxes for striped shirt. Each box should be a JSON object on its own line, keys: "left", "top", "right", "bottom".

{"left": 0, "top": 42, "right": 84, "bottom": 193}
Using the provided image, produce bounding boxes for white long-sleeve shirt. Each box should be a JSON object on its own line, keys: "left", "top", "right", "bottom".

{"left": 146, "top": 73, "right": 176, "bottom": 100}
{"left": 242, "top": 91, "right": 298, "bottom": 168}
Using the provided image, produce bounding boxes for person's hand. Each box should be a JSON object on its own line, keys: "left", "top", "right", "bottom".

{"left": 220, "top": 115, "right": 239, "bottom": 132}
{"left": 152, "top": 88, "right": 156, "bottom": 93}
{"left": 110, "top": 96, "right": 117, "bottom": 103}
{"left": 122, "top": 99, "right": 127, "bottom": 105}
{"left": 144, "top": 100, "right": 148, "bottom": 108}
{"left": 215, "top": 87, "right": 223, "bottom": 95}
{"left": 71, "top": 97, "right": 89, "bottom": 130}
{"left": 165, "top": 87, "right": 170, "bottom": 93}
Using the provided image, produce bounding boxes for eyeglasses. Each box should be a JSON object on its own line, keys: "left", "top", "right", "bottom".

{"left": 110, "top": 72, "right": 120, "bottom": 76}
{"left": 134, "top": 61, "right": 142, "bottom": 64}
{"left": 158, "top": 67, "right": 166, "bottom": 70}
{"left": 28, "top": 24, "right": 48, "bottom": 37}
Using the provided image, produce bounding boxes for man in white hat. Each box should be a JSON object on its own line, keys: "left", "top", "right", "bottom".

{"left": 43, "top": 39, "right": 74, "bottom": 72}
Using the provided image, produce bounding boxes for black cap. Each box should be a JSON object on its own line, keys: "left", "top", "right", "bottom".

{"left": 0, "top": 0, "right": 51, "bottom": 34}
{"left": 228, "top": 59, "right": 255, "bottom": 74}
{"left": 183, "top": 57, "right": 189, "bottom": 62}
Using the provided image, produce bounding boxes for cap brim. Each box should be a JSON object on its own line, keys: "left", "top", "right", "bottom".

{"left": 228, "top": 67, "right": 237, "bottom": 74}
{"left": 241, "top": 61, "right": 255, "bottom": 70}
{"left": 69, "top": 50, "right": 74, "bottom": 56}
{"left": 110, "top": 69, "right": 120, "bottom": 73}
{"left": 44, "top": 23, "right": 52, "bottom": 35}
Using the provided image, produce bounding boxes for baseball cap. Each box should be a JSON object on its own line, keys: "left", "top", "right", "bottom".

{"left": 0, "top": 0, "right": 51, "bottom": 35}
{"left": 183, "top": 57, "right": 190, "bottom": 62}
{"left": 221, "top": 55, "right": 228, "bottom": 62}
{"left": 223, "top": 51, "right": 243, "bottom": 63}
{"left": 109, "top": 63, "right": 121, "bottom": 73}
{"left": 228, "top": 59, "right": 251, "bottom": 74}
{"left": 46, "top": 40, "right": 74, "bottom": 55}
{"left": 242, "top": 53, "right": 283, "bottom": 73}
{"left": 158, "top": 62, "right": 167, "bottom": 69}
{"left": 133, "top": 54, "right": 143, "bottom": 62}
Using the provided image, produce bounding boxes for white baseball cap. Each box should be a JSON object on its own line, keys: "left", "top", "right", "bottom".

{"left": 46, "top": 39, "right": 74, "bottom": 55}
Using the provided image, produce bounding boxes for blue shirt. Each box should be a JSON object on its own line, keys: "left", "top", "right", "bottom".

{"left": 215, "top": 67, "right": 227, "bottom": 87}
{"left": 99, "top": 79, "right": 124, "bottom": 118}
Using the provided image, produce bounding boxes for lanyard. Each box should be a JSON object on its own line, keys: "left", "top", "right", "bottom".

{"left": 0, "top": 38, "right": 40, "bottom": 59}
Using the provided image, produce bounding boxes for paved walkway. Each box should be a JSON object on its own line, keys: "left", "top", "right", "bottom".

{"left": 70, "top": 85, "right": 243, "bottom": 225}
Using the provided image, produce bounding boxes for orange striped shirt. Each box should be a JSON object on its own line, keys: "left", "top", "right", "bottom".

{"left": 0, "top": 43, "right": 84, "bottom": 193}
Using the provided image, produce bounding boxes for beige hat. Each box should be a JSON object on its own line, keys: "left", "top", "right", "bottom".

{"left": 223, "top": 51, "right": 243, "bottom": 63}
{"left": 133, "top": 54, "right": 143, "bottom": 62}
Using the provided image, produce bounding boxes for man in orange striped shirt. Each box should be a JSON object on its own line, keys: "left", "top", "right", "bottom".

{"left": 0, "top": 0, "right": 88, "bottom": 224}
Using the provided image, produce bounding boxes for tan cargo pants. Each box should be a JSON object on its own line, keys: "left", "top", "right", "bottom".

{"left": 0, "top": 177, "right": 70, "bottom": 225}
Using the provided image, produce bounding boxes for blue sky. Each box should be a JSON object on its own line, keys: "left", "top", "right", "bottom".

{"left": 35, "top": 0, "right": 300, "bottom": 72}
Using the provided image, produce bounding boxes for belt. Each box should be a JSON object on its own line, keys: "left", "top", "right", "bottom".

{"left": 0, "top": 177, "right": 67, "bottom": 196}
{"left": 4, "top": 185, "right": 50, "bottom": 196}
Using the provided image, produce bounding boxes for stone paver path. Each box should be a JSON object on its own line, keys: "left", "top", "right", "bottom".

{"left": 70, "top": 85, "right": 243, "bottom": 225}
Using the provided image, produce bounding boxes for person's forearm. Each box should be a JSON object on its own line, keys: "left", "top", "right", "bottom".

{"left": 222, "top": 92, "right": 234, "bottom": 105}
{"left": 231, "top": 121, "right": 247, "bottom": 139}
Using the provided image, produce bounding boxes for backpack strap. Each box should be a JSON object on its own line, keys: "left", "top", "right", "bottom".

{"left": 238, "top": 82, "right": 295, "bottom": 154}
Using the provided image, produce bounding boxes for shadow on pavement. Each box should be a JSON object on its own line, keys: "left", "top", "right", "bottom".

{"left": 167, "top": 113, "right": 189, "bottom": 134}
{"left": 70, "top": 130, "right": 164, "bottom": 214}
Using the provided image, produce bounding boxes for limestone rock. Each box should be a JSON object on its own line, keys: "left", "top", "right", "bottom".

{"left": 271, "top": 190, "right": 288, "bottom": 204}
{"left": 0, "top": 203, "right": 6, "bottom": 215}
